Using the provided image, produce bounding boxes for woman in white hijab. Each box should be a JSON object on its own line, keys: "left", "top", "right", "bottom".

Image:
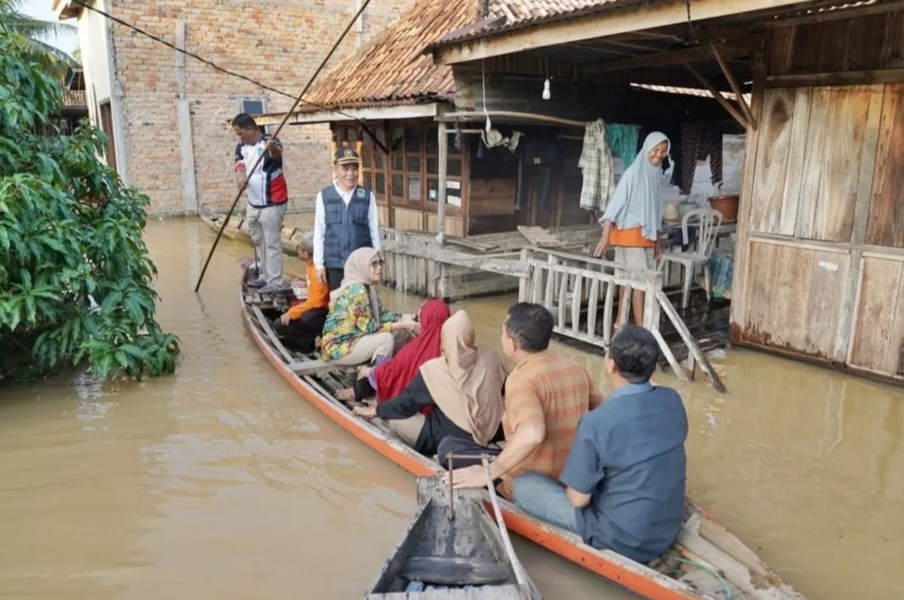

{"left": 593, "top": 132, "right": 670, "bottom": 328}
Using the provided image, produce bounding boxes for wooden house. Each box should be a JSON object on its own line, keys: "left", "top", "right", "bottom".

{"left": 428, "top": 0, "right": 904, "bottom": 384}
{"left": 254, "top": 0, "right": 733, "bottom": 239}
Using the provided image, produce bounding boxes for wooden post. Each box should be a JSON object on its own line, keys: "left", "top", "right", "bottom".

{"left": 651, "top": 328, "right": 690, "bottom": 382}
{"left": 436, "top": 122, "right": 448, "bottom": 245}
{"left": 558, "top": 272, "right": 569, "bottom": 330}
{"left": 571, "top": 275, "right": 583, "bottom": 336}
{"left": 656, "top": 290, "right": 727, "bottom": 392}
{"left": 175, "top": 21, "right": 198, "bottom": 213}
{"left": 544, "top": 254, "right": 557, "bottom": 308}
{"left": 519, "top": 247, "right": 530, "bottom": 302}
{"left": 728, "top": 51, "right": 766, "bottom": 343}
{"left": 643, "top": 271, "right": 663, "bottom": 333}
{"left": 603, "top": 279, "right": 615, "bottom": 345}
{"left": 587, "top": 279, "right": 600, "bottom": 341}
{"left": 617, "top": 280, "right": 631, "bottom": 327}
{"left": 356, "top": 140, "right": 364, "bottom": 185}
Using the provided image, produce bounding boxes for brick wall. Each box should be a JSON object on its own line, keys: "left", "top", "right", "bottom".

{"left": 109, "top": 0, "right": 414, "bottom": 216}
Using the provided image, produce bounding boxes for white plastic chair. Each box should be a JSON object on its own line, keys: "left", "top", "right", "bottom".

{"left": 659, "top": 208, "right": 723, "bottom": 310}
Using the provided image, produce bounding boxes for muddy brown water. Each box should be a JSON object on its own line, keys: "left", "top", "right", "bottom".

{"left": 1, "top": 218, "right": 901, "bottom": 600}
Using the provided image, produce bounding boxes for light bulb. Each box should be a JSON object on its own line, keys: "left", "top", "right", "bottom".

{"left": 542, "top": 78, "right": 551, "bottom": 100}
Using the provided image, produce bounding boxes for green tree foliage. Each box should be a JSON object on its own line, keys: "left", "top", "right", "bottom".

{"left": 0, "top": 31, "right": 179, "bottom": 381}
{"left": 0, "top": 0, "right": 79, "bottom": 78}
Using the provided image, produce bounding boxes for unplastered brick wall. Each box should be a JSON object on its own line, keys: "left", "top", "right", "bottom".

{"left": 109, "top": 0, "right": 413, "bottom": 216}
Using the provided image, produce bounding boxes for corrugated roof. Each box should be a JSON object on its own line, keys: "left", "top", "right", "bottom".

{"left": 434, "top": 0, "right": 649, "bottom": 46}
{"left": 298, "top": 0, "right": 482, "bottom": 111}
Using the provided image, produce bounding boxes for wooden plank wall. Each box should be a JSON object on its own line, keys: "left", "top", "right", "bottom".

{"left": 748, "top": 85, "right": 880, "bottom": 242}
{"left": 742, "top": 239, "right": 849, "bottom": 359}
{"left": 767, "top": 12, "right": 904, "bottom": 77}
{"left": 425, "top": 214, "right": 464, "bottom": 237}
{"left": 849, "top": 255, "right": 904, "bottom": 377}
{"left": 377, "top": 205, "right": 390, "bottom": 229}
{"left": 469, "top": 179, "right": 515, "bottom": 218}
{"left": 393, "top": 207, "right": 424, "bottom": 232}
{"left": 866, "top": 84, "right": 904, "bottom": 249}
{"left": 734, "top": 13, "right": 904, "bottom": 381}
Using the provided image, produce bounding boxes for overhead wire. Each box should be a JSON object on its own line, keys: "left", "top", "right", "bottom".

{"left": 66, "top": 0, "right": 389, "bottom": 153}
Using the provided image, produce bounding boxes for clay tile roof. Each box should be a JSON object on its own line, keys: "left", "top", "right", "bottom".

{"left": 299, "top": 0, "right": 482, "bottom": 111}
{"left": 433, "top": 0, "right": 648, "bottom": 46}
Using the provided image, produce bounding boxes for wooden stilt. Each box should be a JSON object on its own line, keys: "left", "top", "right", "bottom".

{"left": 652, "top": 327, "right": 690, "bottom": 381}
{"left": 656, "top": 290, "right": 727, "bottom": 393}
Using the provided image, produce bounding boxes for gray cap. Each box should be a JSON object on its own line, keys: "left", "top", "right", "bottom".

{"left": 297, "top": 230, "right": 315, "bottom": 253}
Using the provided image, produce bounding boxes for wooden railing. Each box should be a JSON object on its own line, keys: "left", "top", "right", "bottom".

{"left": 519, "top": 247, "right": 726, "bottom": 392}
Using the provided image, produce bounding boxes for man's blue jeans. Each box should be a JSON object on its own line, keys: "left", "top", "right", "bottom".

{"left": 511, "top": 472, "right": 580, "bottom": 534}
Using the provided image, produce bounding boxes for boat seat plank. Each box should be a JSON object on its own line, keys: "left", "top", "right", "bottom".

{"left": 250, "top": 305, "right": 295, "bottom": 364}
{"left": 399, "top": 556, "right": 510, "bottom": 586}
{"left": 287, "top": 359, "right": 335, "bottom": 376}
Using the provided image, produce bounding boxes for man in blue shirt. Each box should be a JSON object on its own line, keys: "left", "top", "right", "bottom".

{"left": 511, "top": 325, "right": 688, "bottom": 564}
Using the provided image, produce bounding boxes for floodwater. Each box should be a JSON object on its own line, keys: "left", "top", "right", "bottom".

{"left": 0, "top": 218, "right": 901, "bottom": 600}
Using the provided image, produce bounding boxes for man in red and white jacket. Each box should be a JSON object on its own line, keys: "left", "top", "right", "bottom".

{"left": 233, "top": 113, "right": 288, "bottom": 289}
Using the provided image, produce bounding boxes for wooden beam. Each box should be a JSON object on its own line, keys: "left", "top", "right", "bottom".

{"left": 251, "top": 103, "right": 440, "bottom": 127}
{"left": 711, "top": 45, "right": 757, "bottom": 130}
{"left": 765, "top": 68, "right": 904, "bottom": 88}
{"left": 596, "top": 39, "right": 667, "bottom": 53}
{"left": 432, "top": 0, "right": 810, "bottom": 65}
{"left": 682, "top": 62, "right": 748, "bottom": 129}
{"left": 564, "top": 43, "right": 634, "bottom": 57}
{"left": 583, "top": 44, "right": 750, "bottom": 74}
{"left": 437, "top": 110, "right": 585, "bottom": 127}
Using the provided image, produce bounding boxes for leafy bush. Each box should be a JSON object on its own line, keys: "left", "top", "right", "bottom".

{"left": 0, "top": 32, "right": 179, "bottom": 381}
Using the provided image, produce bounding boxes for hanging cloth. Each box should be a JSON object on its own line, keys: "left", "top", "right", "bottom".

{"left": 670, "top": 122, "right": 723, "bottom": 195}
{"left": 578, "top": 118, "right": 616, "bottom": 211}
{"left": 605, "top": 123, "right": 641, "bottom": 167}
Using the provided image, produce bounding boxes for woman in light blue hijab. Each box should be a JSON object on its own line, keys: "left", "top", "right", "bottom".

{"left": 593, "top": 132, "right": 670, "bottom": 328}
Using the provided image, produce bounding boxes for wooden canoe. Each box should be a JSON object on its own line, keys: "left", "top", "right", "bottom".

{"left": 364, "top": 477, "right": 541, "bottom": 600}
{"left": 199, "top": 206, "right": 300, "bottom": 256}
{"left": 240, "top": 271, "right": 809, "bottom": 600}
